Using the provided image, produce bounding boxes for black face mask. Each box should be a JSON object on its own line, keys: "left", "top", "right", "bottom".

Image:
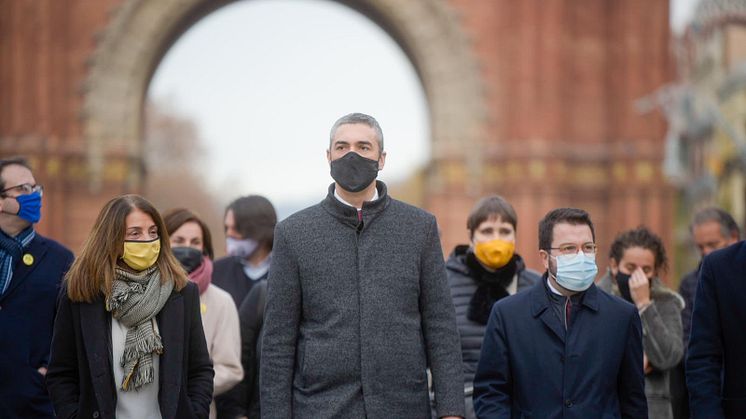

{"left": 615, "top": 272, "right": 634, "bottom": 303}
{"left": 330, "top": 152, "right": 379, "bottom": 193}
{"left": 172, "top": 247, "right": 203, "bottom": 274}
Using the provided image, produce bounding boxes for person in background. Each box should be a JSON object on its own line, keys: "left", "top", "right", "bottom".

{"left": 164, "top": 208, "right": 243, "bottom": 419}
{"left": 234, "top": 278, "right": 268, "bottom": 418}
{"left": 474, "top": 208, "right": 647, "bottom": 418}
{"left": 0, "top": 157, "right": 74, "bottom": 418}
{"left": 598, "top": 226, "right": 684, "bottom": 419}
{"left": 212, "top": 195, "right": 276, "bottom": 419}
{"left": 686, "top": 236, "right": 746, "bottom": 418}
{"left": 46, "top": 194, "right": 213, "bottom": 419}
{"left": 671, "top": 207, "right": 739, "bottom": 419}
{"left": 446, "top": 195, "right": 539, "bottom": 419}
{"left": 213, "top": 195, "right": 277, "bottom": 307}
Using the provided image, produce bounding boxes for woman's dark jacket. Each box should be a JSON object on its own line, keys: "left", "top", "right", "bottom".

{"left": 446, "top": 245, "right": 540, "bottom": 388}
{"left": 218, "top": 279, "right": 267, "bottom": 419}
{"left": 46, "top": 281, "right": 214, "bottom": 419}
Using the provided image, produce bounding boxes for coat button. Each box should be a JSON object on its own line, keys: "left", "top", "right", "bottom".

{"left": 565, "top": 399, "right": 573, "bottom": 408}
{"left": 92, "top": 411, "right": 100, "bottom": 418}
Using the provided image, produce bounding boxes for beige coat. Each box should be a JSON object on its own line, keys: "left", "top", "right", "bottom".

{"left": 200, "top": 284, "right": 243, "bottom": 419}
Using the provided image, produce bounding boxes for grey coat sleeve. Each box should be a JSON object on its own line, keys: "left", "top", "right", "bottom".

{"left": 640, "top": 293, "right": 684, "bottom": 371}
{"left": 419, "top": 217, "right": 466, "bottom": 418}
{"left": 260, "top": 224, "right": 301, "bottom": 419}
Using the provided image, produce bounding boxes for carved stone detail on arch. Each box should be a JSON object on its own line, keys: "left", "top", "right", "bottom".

{"left": 81, "top": 0, "right": 487, "bottom": 191}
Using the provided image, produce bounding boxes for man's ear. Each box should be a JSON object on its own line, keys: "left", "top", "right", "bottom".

{"left": 326, "top": 149, "right": 331, "bottom": 165}
{"left": 377, "top": 151, "right": 386, "bottom": 171}
{"left": 539, "top": 249, "right": 550, "bottom": 271}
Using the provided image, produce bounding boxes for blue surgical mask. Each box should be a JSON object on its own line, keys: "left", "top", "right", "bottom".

{"left": 550, "top": 251, "right": 598, "bottom": 292}
{"left": 226, "top": 237, "right": 259, "bottom": 259}
{"left": 15, "top": 191, "right": 42, "bottom": 223}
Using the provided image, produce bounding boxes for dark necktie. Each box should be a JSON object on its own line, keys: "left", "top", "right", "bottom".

{"left": 565, "top": 297, "right": 572, "bottom": 329}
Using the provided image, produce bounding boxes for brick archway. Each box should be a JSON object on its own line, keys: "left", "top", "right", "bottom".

{"left": 81, "top": 0, "right": 488, "bottom": 193}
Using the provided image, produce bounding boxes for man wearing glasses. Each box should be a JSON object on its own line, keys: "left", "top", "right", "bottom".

{"left": 474, "top": 208, "right": 647, "bottom": 418}
{"left": 0, "top": 157, "right": 73, "bottom": 418}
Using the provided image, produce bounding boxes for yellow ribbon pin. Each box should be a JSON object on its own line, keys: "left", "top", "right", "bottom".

{"left": 201, "top": 303, "right": 207, "bottom": 314}
{"left": 22, "top": 254, "right": 34, "bottom": 266}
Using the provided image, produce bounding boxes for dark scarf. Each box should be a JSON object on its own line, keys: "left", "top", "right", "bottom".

{"left": 466, "top": 250, "right": 519, "bottom": 324}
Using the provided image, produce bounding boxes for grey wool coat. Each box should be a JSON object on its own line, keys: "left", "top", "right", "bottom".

{"left": 598, "top": 272, "right": 684, "bottom": 419}
{"left": 260, "top": 181, "right": 465, "bottom": 419}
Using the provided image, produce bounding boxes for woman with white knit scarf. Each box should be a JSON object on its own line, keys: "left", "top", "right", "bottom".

{"left": 47, "top": 194, "right": 214, "bottom": 419}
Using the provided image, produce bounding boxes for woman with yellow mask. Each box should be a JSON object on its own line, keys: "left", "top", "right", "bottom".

{"left": 446, "top": 195, "right": 540, "bottom": 419}
{"left": 47, "top": 194, "right": 214, "bottom": 419}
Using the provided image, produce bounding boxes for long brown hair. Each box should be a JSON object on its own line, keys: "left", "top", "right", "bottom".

{"left": 66, "top": 194, "right": 188, "bottom": 302}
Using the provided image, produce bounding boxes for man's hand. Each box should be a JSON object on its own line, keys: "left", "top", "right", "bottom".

{"left": 628, "top": 267, "right": 651, "bottom": 310}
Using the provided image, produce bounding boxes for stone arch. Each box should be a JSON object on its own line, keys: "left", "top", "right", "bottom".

{"left": 81, "top": 0, "right": 487, "bottom": 192}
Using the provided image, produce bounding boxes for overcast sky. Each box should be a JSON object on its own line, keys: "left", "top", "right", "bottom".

{"left": 148, "top": 0, "right": 700, "bottom": 218}
{"left": 148, "top": 0, "right": 428, "bottom": 217}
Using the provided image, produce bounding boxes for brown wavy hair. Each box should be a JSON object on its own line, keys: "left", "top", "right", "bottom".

{"left": 65, "top": 194, "right": 188, "bottom": 302}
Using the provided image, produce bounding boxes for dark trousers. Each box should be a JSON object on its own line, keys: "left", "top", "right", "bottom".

{"left": 670, "top": 361, "right": 689, "bottom": 419}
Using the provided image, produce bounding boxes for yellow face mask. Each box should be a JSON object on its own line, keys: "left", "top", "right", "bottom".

{"left": 122, "top": 238, "right": 161, "bottom": 271}
{"left": 474, "top": 239, "right": 515, "bottom": 270}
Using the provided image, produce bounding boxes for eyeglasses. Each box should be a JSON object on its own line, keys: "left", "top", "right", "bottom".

{"left": 548, "top": 243, "right": 597, "bottom": 255}
{"left": 0, "top": 183, "right": 44, "bottom": 197}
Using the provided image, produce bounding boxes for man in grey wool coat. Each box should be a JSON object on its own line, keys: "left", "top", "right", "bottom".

{"left": 260, "top": 112, "right": 465, "bottom": 419}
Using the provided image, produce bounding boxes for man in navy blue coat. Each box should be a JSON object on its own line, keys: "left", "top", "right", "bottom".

{"left": 474, "top": 208, "right": 647, "bottom": 418}
{"left": 686, "top": 241, "right": 746, "bottom": 418}
{"left": 0, "top": 158, "right": 74, "bottom": 418}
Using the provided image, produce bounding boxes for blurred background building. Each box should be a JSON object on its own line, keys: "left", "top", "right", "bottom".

{"left": 654, "top": 0, "right": 746, "bottom": 278}
{"left": 2, "top": 0, "right": 734, "bottom": 282}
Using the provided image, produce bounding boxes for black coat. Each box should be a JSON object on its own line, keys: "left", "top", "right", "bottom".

{"left": 221, "top": 279, "right": 267, "bottom": 419}
{"left": 212, "top": 256, "right": 266, "bottom": 308}
{"left": 46, "top": 281, "right": 214, "bottom": 419}
{"left": 445, "top": 247, "right": 539, "bottom": 388}
{"left": 0, "top": 234, "right": 73, "bottom": 418}
{"left": 687, "top": 241, "right": 746, "bottom": 418}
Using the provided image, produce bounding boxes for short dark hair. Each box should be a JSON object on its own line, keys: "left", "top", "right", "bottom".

{"left": 609, "top": 226, "right": 668, "bottom": 274}
{"left": 329, "top": 113, "right": 384, "bottom": 151}
{"left": 690, "top": 207, "right": 740, "bottom": 239}
{"left": 0, "top": 157, "right": 33, "bottom": 192}
{"left": 538, "top": 208, "right": 595, "bottom": 250}
{"left": 466, "top": 195, "right": 518, "bottom": 238}
{"left": 226, "top": 195, "right": 277, "bottom": 249}
{"left": 163, "top": 208, "right": 215, "bottom": 259}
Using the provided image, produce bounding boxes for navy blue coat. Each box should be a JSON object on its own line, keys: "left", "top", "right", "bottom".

{"left": 0, "top": 234, "right": 73, "bottom": 418}
{"left": 686, "top": 241, "right": 746, "bottom": 418}
{"left": 474, "top": 278, "right": 648, "bottom": 419}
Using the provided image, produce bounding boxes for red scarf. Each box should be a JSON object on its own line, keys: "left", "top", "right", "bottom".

{"left": 189, "top": 257, "right": 213, "bottom": 295}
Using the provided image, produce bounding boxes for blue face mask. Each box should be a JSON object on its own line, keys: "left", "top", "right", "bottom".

{"left": 551, "top": 251, "right": 598, "bottom": 292}
{"left": 15, "top": 191, "right": 42, "bottom": 223}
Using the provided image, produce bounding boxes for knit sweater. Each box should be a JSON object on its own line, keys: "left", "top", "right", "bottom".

{"left": 260, "top": 181, "right": 464, "bottom": 419}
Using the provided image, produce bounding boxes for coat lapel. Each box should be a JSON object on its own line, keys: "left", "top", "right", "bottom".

{"left": 80, "top": 300, "right": 117, "bottom": 419}
{"left": 0, "top": 235, "right": 48, "bottom": 302}
{"left": 157, "top": 292, "right": 184, "bottom": 419}
{"left": 529, "top": 280, "right": 566, "bottom": 343}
